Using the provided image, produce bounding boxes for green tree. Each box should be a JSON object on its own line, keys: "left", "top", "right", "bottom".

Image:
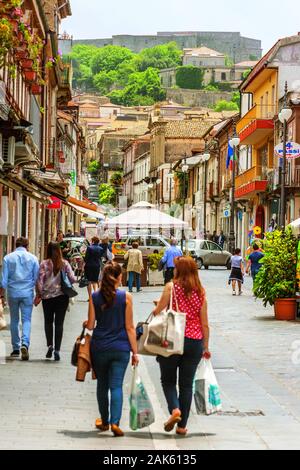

{"left": 109, "top": 68, "right": 166, "bottom": 106}
{"left": 175, "top": 66, "right": 205, "bottom": 90}
{"left": 93, "top": 70, "right": 118, "bottom": 95}
{"left": 91, "top": 45, "right": 134, "bottom": 75}
{"left": 99, "top": 184, "right": 116, "bottom": 205}
{"left": 87, "top": 160, "right": 100, "bottom": 174}
{"left": 225, "top": 55, "right": 234, "bottom": 67}
{"left": 135, "top": 42, "right": 182, "bottom": 72}
{"left": 214, "top": 99, "right": 239, "bottom": 112}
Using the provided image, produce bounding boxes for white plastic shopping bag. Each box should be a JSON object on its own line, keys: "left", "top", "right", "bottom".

{"left": 194, "top": 359, "right": 222, "bottom": 415}
{"left": 0, "top": 299, "right": 6, "bottom": 331}
{"left": 129, "top": 366, "right": 155, "bottom": 430}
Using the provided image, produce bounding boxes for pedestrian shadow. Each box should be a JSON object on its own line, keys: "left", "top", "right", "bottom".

{"left": 59, "top": 430, "right": 216, "bottom": 440}
{"left": 58, "top": 430, "right": 100, "bottom": 439}
{"left": 125, "top": 431, "right": 216, "bottom": 439}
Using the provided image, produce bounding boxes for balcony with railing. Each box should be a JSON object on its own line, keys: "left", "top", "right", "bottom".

{"left": 237, "top": 104, "right": 276, "bottom": 145}
{"left": 235, "top": 166, "right": 268, "bottom": 200}
{"left": 57, "top": 59, "right": 72, "bottom": 105}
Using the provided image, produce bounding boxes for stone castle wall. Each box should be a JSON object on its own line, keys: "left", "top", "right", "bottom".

{"left": 74, "top": 31, "right": 262, "bottom": 62}
{"left": 165, "top": 88, "right": 233, "bottom": 108}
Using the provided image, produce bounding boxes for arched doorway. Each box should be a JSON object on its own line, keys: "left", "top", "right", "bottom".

{"left": 255, "top": 205, "right": 265, "bottom": 238}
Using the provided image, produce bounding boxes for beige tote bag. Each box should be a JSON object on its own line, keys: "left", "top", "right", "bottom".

{"left": 144, "top": 284, "right": 186, "bottom": 357}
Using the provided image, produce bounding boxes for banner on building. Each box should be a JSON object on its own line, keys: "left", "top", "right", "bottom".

{"left": 47, "top": 197, "right": 62, "bottom": 210}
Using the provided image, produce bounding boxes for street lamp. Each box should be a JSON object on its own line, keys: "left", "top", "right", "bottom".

{"left": 200, "top": 152, "right": 210, "bottom": 239}
{"left": 228, "top": 126, "right": 240, "bottom": 254}
{"left": 279, "top": 81, "right": 292, "bottom": 229}
{"left": 180, "top": 160, "right": 189, "bottom": 251}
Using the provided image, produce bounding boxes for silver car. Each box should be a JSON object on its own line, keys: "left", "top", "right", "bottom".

{"left": 122, "top": 235, "right": 170, "bottom": 255}
{"left": 188, "top": 239, "right": 232, "bottom": 270}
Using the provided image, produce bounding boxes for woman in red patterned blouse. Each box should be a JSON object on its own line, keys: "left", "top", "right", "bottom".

{"left": 152, "top": 256, "right": 210, "bottom": 436}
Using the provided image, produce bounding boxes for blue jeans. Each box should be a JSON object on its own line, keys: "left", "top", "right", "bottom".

{"left": 92, "top": 350, "right": 130, "bottom": 425}
{"left": 8, "top": 296, "right": 34, "bottom": 351}
{"left": 157, "top": 337, "right": 203, "bottom": 428}
{"left": 128, "top": 271, "right": 141, "bottom": 292}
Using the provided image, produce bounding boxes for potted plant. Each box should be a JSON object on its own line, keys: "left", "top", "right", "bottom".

{"left": 24, "top": 69, "right": 37, "bottom": 82}
{"left": 254, "top": 228, "right": 298, "bottom": 321}
{"left": 31, "top": 84, "right": 42, "bottom": 95}
{"left": 148, "top": 251, "right": 165, "bottom": 286}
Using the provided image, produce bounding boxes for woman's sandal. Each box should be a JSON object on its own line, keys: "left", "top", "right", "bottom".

{"left": 164, "top": 409, "right": 182, "bottom": 433}
{"left": 111, "top": 424, "right": 124, "bottom": 437}
{"left": 176, "top": 427, "right": 188, "bottom": 436}
{"left": 95, "top": 419, "right": 109, "bottom": 432}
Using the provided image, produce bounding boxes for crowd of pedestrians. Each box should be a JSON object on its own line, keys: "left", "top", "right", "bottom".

{"left": 0, "top": 230, "right": 264, "bottom": 438}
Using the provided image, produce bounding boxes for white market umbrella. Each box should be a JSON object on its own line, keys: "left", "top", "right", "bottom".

{"left": 289, "top": 219, "right": 300, "bottom": 235}
{"left": 106, "top": 201, "right": 188, "bottom": 230}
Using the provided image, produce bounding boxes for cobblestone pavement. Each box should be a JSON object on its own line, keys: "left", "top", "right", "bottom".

{"left": 1, "top": 269, "right": 300, "bottom": 450}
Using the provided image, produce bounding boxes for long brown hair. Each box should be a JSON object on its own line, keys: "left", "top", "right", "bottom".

{"left": 100, "top": 261, "right": 122, "bottom": 309}
{"left": 173, "top": 256, "right": 205, "bottom": 297}
{"left": 47, "top": 242, "right": 64, "bottom": 275}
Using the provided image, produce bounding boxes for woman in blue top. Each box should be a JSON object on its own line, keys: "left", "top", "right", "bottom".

{"left": 85, "top": 261, "right": 139, "bottom": 437}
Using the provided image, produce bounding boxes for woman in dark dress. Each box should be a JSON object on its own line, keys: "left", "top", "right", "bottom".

{"left": 84, "top": 237, "right": 104, "bottom": 294}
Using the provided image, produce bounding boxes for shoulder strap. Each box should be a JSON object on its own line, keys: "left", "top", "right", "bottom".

{"left": 169, "top": 282, "right": 179, "bottom": 312}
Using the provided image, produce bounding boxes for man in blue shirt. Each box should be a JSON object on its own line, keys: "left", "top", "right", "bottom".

{"left": 161, "top": 238, "right": 183, "bottom": 284}
{"left": 246, "top": 244, "right": 265, "bottom": 285}
{"left": 0, "top": 237, "right": 39, "bottom": 360}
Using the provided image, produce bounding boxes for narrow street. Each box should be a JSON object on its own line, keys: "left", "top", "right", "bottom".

{"left": 1, "top": 269, "right": 300, "bottom": 450}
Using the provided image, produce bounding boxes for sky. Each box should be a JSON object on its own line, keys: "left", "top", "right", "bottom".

{"left": 62, "top": 0, "right": 300, "bottom": 54}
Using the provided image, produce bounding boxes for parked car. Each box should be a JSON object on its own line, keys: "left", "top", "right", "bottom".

{"left": 119, "top": 235, "right": 170, "bottom": 255}
{"left": 188, "top": 239, "right": 232, "bottom": 270}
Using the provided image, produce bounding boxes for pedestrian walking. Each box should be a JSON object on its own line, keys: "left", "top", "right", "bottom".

{"left": 152, "top": 257, "right": 210, "bottom": 436}
{"left": 246, "top": 243, "right": 265, "bottom": 284}
{"left": 161, "top": 238, "right": 183, "bottom": 284}
{"left": 0, "top": 237, "right": 39, "bottom": 360}
{"left": 57, "top": 231, "right": 70, "bottom": 259}
{"left": 36, "top": 242, "right": 76, "bottom": 361}
{"left": 85, "top": 261, "right": 139, "bottom": 437}
{"left": 100, "top": 237, "right": 114, "bottom": 264}
{"left": 84, "top": 237, "right": 104, "bottom": 294}
{"left": 212, "top": 231, "right": 219, "bottom": 244}
{"left": 218, "top": 231, "right": 226, "bottom": 249}
{"left": 124, "top": 242, "right": 144, "bottom": 292}
{"left": 229, "top": 248, "right": 245, "bottom": 296}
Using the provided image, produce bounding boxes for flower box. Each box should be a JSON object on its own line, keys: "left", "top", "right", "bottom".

{"left": 15, "top": 50, "right": 27, "bottom": 60}
{"left": 31, "top": 84, "right": 42, "bottom": 95}
{"left": 24, "top": 70, "right": 37, "bottom": 82}
{"left": 21, "top": 58, "right": 33, "bottom": 69}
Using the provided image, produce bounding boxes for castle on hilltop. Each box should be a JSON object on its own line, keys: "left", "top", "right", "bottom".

{"left": 68, "top": 31, "right": 262, "bottom": 62}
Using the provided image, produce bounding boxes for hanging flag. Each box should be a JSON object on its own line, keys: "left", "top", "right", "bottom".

{"left": 226, "top": 141, "right": 234, "bottom": 170}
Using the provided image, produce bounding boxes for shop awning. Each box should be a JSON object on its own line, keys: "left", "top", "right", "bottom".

{"left": 0, "top": 176, "right": 51, "bottom": 204}
{"left": 27, "top": 174, "right": 69, "bottom": 201}
{"left": 66, "top": 198, "right": 105, "bottom": 220}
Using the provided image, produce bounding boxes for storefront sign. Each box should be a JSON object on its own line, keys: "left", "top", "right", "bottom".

{"left": 275, "top": 142, "right": 300, "bottom": 160}
{"left": 47, "top": 197, "right": 61, "bottom": 210}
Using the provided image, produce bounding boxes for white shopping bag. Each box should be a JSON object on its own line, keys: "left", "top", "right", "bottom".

{"left": 144, "top": 284, "right": 186, "bottom": 357}
{"left": 129, "top": 367, "right": 155, "bottom": 430}
{"left": 194, "top": 359, "right": 222, "bottom": 415}
{"left": 0, "top": 300, "right": 6, "bottom": 331}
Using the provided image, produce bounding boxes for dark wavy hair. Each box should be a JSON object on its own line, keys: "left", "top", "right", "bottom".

{"left": 100, "top": 261, "right": 122, "bottom": 309}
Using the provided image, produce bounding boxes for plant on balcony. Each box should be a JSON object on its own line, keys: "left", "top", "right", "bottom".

{"left": 254, "top": 228, "right": 297, "bottom": 320}
{"left": 87, "top": 160, "right": 100, "bottom": 174}
{"left": 174, "top": 171, "right": 188, "bottom": 203}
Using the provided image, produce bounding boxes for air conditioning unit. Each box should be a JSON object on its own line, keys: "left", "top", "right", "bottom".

{"left": 2, "top": 136, "right": 15, "bottom": 167}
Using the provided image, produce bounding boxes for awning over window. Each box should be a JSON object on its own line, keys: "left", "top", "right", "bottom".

{"left": 67, "top": 201, "right": 105, "bottom": 220}
{"left": 0, "top": 176, "right": 51, "bottom": 204}
{"left": 65, "top": 197, "right": 104, "bottom": 220}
